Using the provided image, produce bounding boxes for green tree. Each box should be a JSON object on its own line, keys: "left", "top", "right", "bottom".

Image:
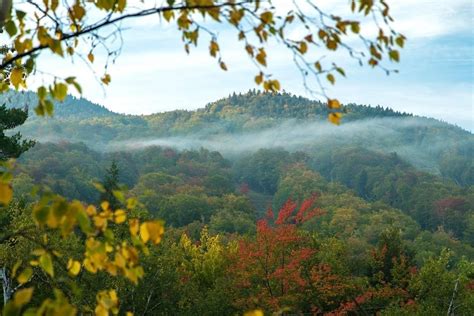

{"left": 0, "top": 105, "right": 34, "bottom": 160}
{"left": 99, "top": 160, "right": 121, "bottom": 210}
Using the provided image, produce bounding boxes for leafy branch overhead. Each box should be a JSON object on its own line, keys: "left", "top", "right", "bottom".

{"left": 0, "top": 0, "right": 404, "bottom": 124}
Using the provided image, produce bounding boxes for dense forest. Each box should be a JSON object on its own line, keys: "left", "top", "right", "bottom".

{"left": 1, "top": 91, "right": 473, "bottom": 315}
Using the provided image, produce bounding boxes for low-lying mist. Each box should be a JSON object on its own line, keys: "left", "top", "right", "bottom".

{"left": 106, "top": 117, "right": 473, "bottom": 174}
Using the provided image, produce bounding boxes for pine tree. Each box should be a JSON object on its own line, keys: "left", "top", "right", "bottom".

{"left": 100, "top": 160, "right": 121, "bottom": 210}
{"left": 0, "top": 104, "right": 35, "bottom": 160}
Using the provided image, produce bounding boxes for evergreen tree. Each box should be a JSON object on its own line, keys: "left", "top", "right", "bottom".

{"left": 100, "top": 160, "right": 121, "bottom": 209}
{"left": 0, "top": 104, "right": 34, "bottom": 160}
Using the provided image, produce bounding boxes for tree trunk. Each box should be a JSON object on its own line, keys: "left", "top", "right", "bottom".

{"left": 447, "top": 278, "right": 459, "bottom": 316}
{"left": 0, "top": 266, "right": 13, "bottom": 306}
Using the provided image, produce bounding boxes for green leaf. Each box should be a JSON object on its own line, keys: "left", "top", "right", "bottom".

{"left": 52, "top": 83, "right": 68, "bottom": 101}
{"left": 76, "top": 208, "right": 91, "bottom": 234}
{"left": 37, "top": 86, "right": 47, "bottom": 100}
{"left": 44, "top": 100, "right": 54, "bottom": 116}
{"left": 5, "top": 20, "right": 17, "bottom": 37}
{"left": 16, "top": 10, "right": 26, "bottom": 21}
{"left": 39, "top": 253, "right": 54, "bottom": 277}
{"left": 336, "top": 67, "right": 346, "bottom": 77}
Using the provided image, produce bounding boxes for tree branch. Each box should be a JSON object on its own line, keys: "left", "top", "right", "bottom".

{"left": 1, "top": 1, "right": 252, "bottom": 70}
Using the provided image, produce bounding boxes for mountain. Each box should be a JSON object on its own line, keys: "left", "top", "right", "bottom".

{"left": 7, "top": 89, "right": 474, "bottom": 270}
{"left": 2, "top": 89, "right": 473, "bottom": 185}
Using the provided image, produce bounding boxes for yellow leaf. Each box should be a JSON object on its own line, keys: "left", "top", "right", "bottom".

{"left": 256, "top": 49, "right": 266, "bottom": 66}
{"left": 268, "top": 80, "right": 280, "bottom": 92}
{"left": 209, "top": 40, "right": 219, "bottom": 58}
{"left": 67, "top": 259, "right": 81, "bottom": 276}
{"left": 88, "top": 52, "right": 94, "bottom": 63}
{"left": 351, "top": 22, "right": 360, "bottom": 34}
{"left": 327, "top": 98, "right": 341, "bottom": 109}
{"left": 10, "top": 67, "right": 23, "bottom": 90}
{"left": 49, "top": 39, "right": 64, "bottom": 56}
{"left": 86, "top": 205, "right": 97, "bottom": 216}
{"left": 117, "top": 0, "right": 127, "bottom": 12}
{"left": 327, "top": 40, "right": 338, "bottom": 50}
{"left": 96, "top": 289, "right": 119, "bottom": 315}
{"left": 389, "top": 50, "right": 400, "bottom": 62}
{"left": 13, "top": 287, "right": 33, "bottom": 307}
{"left": 101, "top": 74, "right": 111, "bottom": 85}
{"left": 140, "top": 222, "right": 150, "bottom": 243}
{"left": 163, "top": 10, "right": 174, "bottom": 22}
{"left": 255, "top": 72, "right": 263, "bottom": 85}
{"left": 244, "top": 310, "right": 264, "bottom": 316}
{"left": 11, "top": 260, "right": 22, "bottom": 278}
{"left": 299, "top": 41, "right": 308, "bottom": 54}
{"left": 142, "top": 221, "right": 164, "bottom": 244}
{"left": 17, "top": 267, "right": 33, "bottom": 284}
{"left": 260, "top": 11, "right": 273, "bottom": 24}
{"left": 126, "top": 198, "right": 138, "bottom": 210}
{"left": 219, "top": 61, "right": 228, "bottom": 71}
{"left": 101, "top": 201, "right": 110, "bottom": 211}
{"left": 230, "top": 9, "right": 244, "bottom": 25}
{"left": 52, "top": 82, "right": 68, "bottom": 101}
{"left": 51, "top": 0, "right": 59, "bottom": 11}
{"left": 395, "top": 36, "right": 405, "bottom": 48}
{"left": 129, "top": 219, "right": 139, "bottom": 236}
{"left": 327, "top": 74, "right": 335, "bottom": 85}
{"left": 328, "top": 112, "right": 342, "bottom": 125}
{"left": 314, "top": 61, "right": 322, "bottom": 72}
{"left": 0, "top": 182, "right": 12, "bottom": 205}
{"left": 206, "top": 7, "right": 220, "bottom": 21}
{"left": 114, "top": 209, "right": 126, "bottom": 224}
{"left": 72, "top": 3, "right": 85, "bottom": 21}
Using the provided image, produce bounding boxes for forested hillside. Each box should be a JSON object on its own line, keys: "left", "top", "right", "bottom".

{"left": 3, "top": 90, "right": 472, "bottom": 184}
{"left": 2, "top": 91, "right": 473, "bottom": 315}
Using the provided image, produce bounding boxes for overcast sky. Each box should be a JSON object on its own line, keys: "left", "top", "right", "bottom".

{"left": 36, "top": 0, "right": 473, "bottom": 131}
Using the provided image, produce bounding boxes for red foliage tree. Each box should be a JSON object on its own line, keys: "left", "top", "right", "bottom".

{"left": 228, "top": 195, "right": 357, "bottom": 313}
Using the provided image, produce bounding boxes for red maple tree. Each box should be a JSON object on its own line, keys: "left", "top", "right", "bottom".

{"left": 228, "top": 195, "right": 356, "bottom": 313}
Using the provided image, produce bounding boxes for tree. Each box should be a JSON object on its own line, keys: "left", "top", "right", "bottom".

{"left": 0, "top": 0, "right": 404, "bottom": 124}
{"left": 0, "top": 105, "right": 34, "bottom": 160}
{"left": 228, "top": 195, "right": 351, "bottom": 313}
{"left": 99, "top": 160, "right": 121, "bottom": 210}
{"left": 406, "top": 250, "right": 474, "bottom": 315}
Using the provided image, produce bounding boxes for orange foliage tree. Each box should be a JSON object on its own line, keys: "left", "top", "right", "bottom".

{"left": 228, "top": 195, "right": 359, "bottom": 314}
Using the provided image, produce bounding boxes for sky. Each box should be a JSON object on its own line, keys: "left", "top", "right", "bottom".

{"left": 34, "top": 0, "right": 473, "bottom": 130}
